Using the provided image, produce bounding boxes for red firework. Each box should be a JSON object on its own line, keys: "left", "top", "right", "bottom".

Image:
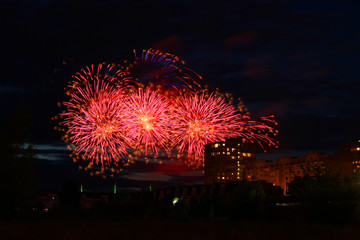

{"left": 171, "top": 91, "right": 241, "bottom": 166}
{"left": 170, "top": 91, "right": 277, "bottom": 166}
{"left": 56, "top": 51, "right": 278, "bottom": 174}
{"left": 123, "top": 87, "right": 172, "bottom": 155}
{"left": 60, "top": 63, "right": 131, "bottom": 166}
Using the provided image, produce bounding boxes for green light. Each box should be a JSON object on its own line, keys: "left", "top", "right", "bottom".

{"left": 80, "top": 184, "right": 83, "bottom": 193}
{"left": 172, "top": 197, "right": 180, "bottom": 206}
{"left": 149, "top": 184, "right": 152, "bottom": 191}
{"left": 114, "top": 183, "right": 117, "bottom": 194}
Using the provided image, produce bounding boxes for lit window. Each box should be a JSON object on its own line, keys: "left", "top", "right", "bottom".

{"left": 238, "top": 156, "right": 241, "bottom": 159}
{"left": 217, "top": 152, "right": 220, "bottom": 155}
{"left": 222, "top": 177, "right": 225, "bottom": 180}
{"left": 232, "top": 156, "right": 235, "bottom": 159}
{"left": 237, "top": 177, "right": 240, "bottom": 179}
{"left": 227, "top": 152, "right": 230, "bottom": 155}
{"left": 222, "top": 143, "right": 225, "bottom": 146}
{"left": 214, "top": 143, "right": 219, "bottom": 148}
{"left": 222, "top": 152, "right": 225, "bottom": 154}
{"left": 211, "top": 152, "right": 215, "bottom": 156}
{"left": 232, "top": 148, "right": 236, "bottom": 151}
{"left": 357, "top": 147, "right": 360, "bottom": 151}
{"left": 227, "top": 148, "right": 229, "bottom": 151}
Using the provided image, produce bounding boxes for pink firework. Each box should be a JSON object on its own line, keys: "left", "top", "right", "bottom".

{"left": 60, "top": 63, "right": 131, "bottom": 166}
{"left": 123, "top": 87, "right": 172, "bottom": 154}
{"left": 171, "top": 92, "right": 277, "bottom": 166}
{"left": 171, "top": 91, "right": 241, "bottom": 165}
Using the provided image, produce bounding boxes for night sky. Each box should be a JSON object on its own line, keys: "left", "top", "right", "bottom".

{"left": 2, "top": 0, "right": 359, "bottom": 192}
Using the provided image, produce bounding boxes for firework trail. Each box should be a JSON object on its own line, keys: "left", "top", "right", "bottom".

{"left": 233, "top": 114, "right": 278, "bottom": 150}
{"left": 123, "top": 87, "right": 172, "bottom": 155}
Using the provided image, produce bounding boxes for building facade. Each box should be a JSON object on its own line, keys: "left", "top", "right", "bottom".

{"left": 245, "top": 152, "right": 354, "bottom": 194}
{"left": 204, "top": 139, "right": 360, "bottom": 194}
{"left": 339, "top": 140, "right": 360, "bottom": 173}
{"left": 204, "top": 138, "right": 256, "bottom": 184}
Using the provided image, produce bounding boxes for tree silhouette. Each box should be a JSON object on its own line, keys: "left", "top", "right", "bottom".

{"left": 0, "top": 100, "right": 36, "bottom": 219}
{"left": 288, "top": 161, "right": 360, "bottom": 223}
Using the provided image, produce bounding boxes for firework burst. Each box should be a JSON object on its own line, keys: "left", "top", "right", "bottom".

{"left": 170, "top": 91, "right": 277, "bottom": 166}
{"left": 59, "top": 63, "right": 131, "bottom": 167}
{"left": 56, "top": 50, "right": 278, "bottom": 174}
{"left": 171, "top": 91, "right": 241, "bottom": 166}
{"left": 125, "top": 49, "right": 202, "bottom": 93}
{"left": 123, "top": 87, "right": 172, "bottom": 155}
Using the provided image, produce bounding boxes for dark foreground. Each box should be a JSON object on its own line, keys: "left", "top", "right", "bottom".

{"left": 0, "top": 221, "right": 359, "bottom": 240}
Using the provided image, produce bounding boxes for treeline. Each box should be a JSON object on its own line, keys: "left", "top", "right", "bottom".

{"left": 20, "top": 174, "right": 360, "bottom": 224}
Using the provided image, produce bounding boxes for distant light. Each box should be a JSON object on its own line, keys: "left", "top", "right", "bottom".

{"left": 114, "top": 184, "right": 117, "bottom": 194}
{"left": 172, "top": 197, "right": 180, "bottom": 205}
{"left": 149, "top": 185, "right": 152, "bottom": 191}
{"left": 80, "top": 185, "right": 83, "bottom": 193}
